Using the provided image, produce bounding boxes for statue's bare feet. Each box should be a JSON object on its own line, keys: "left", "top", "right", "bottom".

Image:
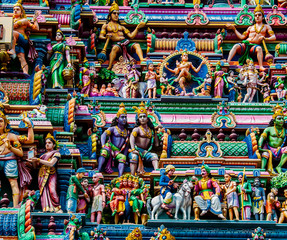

{"left": 119, "top": 211, "right": 124, "bottom": 216}
{"left": 166, "top": 211, "right": 173, "bottom": 218}
{"left": 218, "top": 214, "right": 226, "bottom": 220}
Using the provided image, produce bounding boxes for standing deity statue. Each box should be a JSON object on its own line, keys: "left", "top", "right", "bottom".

{"left": 47, "top": 29, "right": 72, "bottom": 89}
{"left": 145, "top": 61, "right": 159, "bottom": 99}
{"left": 91, "top": 173, "right": 106, "bottom": 224}
{"left": 99, "top": 2, "right": 146, "bottom": 70}
{"left": 0, "top": 110, "right": 34, "bottom": 207}
{"left": 98, "top": 103, "right": 129, "bottom": 176}
{"left": 79, "top": 58, "right": 96, "bottom": 97}
{"left": 266, "top": 188, "right": 280, "bottom": 221}
{"left": 242, "top": 60, "right": 266, "bottom": 103}
{"left": 27, "top": 133, "right": 62, "bottom": 212}
{"left": 237, "top": 172, "right": 252, "bottom": 220}
{"left": 252, "top": 177, "right": 266, "bottom": 221}
{"left": 8, "top": 1, "right": 40, "bottom": 74}
{"left": 226, "top": 5, "right": 276, "bottom": 71}
{"left": 279, "top": 189, "right": 287, "bottom": 223}
{"left": 258, "top": 104, "right": 287, "bottom": 174}
{"left": 221, "top": 173, "right": 239, "bottom": 220}
{"left": 125, "top": 64, "right": 141, "bottom": 98}
{"left": 129, "top": 102, "right": 159, "bottom": 176}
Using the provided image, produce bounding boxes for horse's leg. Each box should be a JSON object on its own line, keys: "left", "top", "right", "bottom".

{"left": 174, "top": 197, "right": 181, "bottom": 220}
{"left": 180, "top": 206, "right": 187, "bottom": 220}
{"left": 153, "top": 204, "right": 160, "bottom": 220}
{"left": 156, "top": 208, "right": 164, "bottom": 219}
{"left": 187, "top": 205, "right": 191, "bottom": 220}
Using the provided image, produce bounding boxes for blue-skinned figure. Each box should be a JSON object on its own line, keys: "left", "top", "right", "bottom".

{"left": 97, "top": 103, "right": 130, "bottom": 176}
{"left": 252, "top": 177, "right": 266, "bottom": 221}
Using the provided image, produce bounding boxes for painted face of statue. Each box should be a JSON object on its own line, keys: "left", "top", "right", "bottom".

{"left": 224, "top": 174, "right": 231, "bottom": 182}
{"left": 275, "top": 115, "right": 284, "bottom": 127}
{"left": 238, "top": 174, "right": 243, "bottom": 183}
{"left": 138, "top": 113, "right": 148, "bottom": 126}
{"left": 148, "top": 64, "right": 154, "bottom": 71}
{"left": 254, "top": 12, "right": 263, "bottom": 24}
{"left": 13, "top": 6, "right": 22, "bottom": 18}
{"left": 122, "top": 179, "right": 128, "bottom": 187}
{"left": 45, "top": 139, "right": 55, "bottom": 151}
{"left": 272, "top": 188, "right": 278, "bottom": 195}
{"left": 248, "top": 62, "right": 255, "bottom": 71}
{"left": 201, "top": 168, "right": 208, "bottom": 177}
{"left": 82, "top": 179, "right": 89, "bottom": 188}
{"left": 56, "top": 32, "right": 63, "bottom": 42}
{"left": 111, "top": 11, "right": 119, "bottom": 22}
{"left": 167, "top": 168, "right": 175, "bottom": 177}
{"left": 216, "top": 64, "right": 221, "bottom": 71}
{"left": 92, "top": 174, "right": 99, "bottom": 184}
{"left": 181, "top": 53, "right": 188, "bottom": 62}
{"left": 254, "top": 178, "right": 260, "bottom": 187}
{"left": 118, "top": 114, "right": 127, "bottom": 126}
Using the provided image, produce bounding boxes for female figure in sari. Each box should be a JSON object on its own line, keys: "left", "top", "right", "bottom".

{"left": 28, "top": 133, "right": 62, "bottom": 212}
{"left": 47, "top": 29, "right": 72, "bottom": 88}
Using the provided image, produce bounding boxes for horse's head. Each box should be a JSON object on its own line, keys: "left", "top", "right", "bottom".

{"left": 180, "top": 179, "right": 193, "bottom": 197}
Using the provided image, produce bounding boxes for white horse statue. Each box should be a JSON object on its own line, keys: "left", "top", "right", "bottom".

{"left": 147, "top": 179, "right": 193, "bottom": 220}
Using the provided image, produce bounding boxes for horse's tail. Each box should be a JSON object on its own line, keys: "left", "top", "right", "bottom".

{"left": 147, "top": 198, "right": 152, "bottom": 216}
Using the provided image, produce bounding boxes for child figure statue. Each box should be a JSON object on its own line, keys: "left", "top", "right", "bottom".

{"left": 145, "top": 61, "right": 160, "bottom": 99}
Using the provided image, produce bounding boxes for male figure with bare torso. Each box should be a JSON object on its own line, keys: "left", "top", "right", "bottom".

{"left": 8, "top": 2, "right": 40, "bottom": 74}
{"left": 164, "top": 51, "right": 205, "bottom": 95}
{"left": 91, "top": 173, "right": 106, "bottom": 224}
{"left": 129, "top": 102, "right": 159, "bottom": 176}
{"left": 226, "top": 5, "right": 276, "bottom": 71}
{"left": 99, "top": 2, "right": 146, "bottom": 70}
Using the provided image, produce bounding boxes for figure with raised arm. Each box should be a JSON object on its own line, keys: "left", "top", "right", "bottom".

{"left": 8, "top": 1, "right": 40, "bottom": 74}
{"left": 164, "top": 51, "right": 205, "bottom": 95}
{"left": 99, "top": 2, "right": 146, "bottom": 70}
{"left": 237, "top": 172, "right": 252, "bottom": 220}
{"left": 226, "top": 5, "right": 276, "bottom": 71}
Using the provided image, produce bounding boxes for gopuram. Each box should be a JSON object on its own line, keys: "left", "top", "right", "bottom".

{"left": 2, "top": 0, "right": 287, "bottom": 239}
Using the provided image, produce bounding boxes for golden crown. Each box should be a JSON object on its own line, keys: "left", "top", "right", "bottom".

{"left": 45, "top": 132, "right": 56, "bottom": 142}
{"left": 83, "top": 57, "right": 88, "bottom": 64}
{"left": 109, "top": 2, "right": 119, "bottom": 13}
{"left": 133, "top": 102, "right": 147, "bottom": 116}
{"left": 254, "top": 4, "right": 264, "bottom": 15}
{"left": 272, "top": 104, "right": 284, "bottom": 119}
{"left": 117, "top": 103, "right": 127, "bottom": 118}
{"left": 165, "top": 164, "right": 175, "bottom": 173}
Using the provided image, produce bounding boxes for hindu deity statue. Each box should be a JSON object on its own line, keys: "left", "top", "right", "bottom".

{"left": 145, "top": 61, "right": 160, "bottom": 99}
{"left": 279, "top": 189, "right": 287, "bottom": 223}
{"left": 129, "top": 102, "right": 159, "bottom": 176}
{"left": 77, "top": 178, "right": 90, "bottom": 213}
{"left": 79, "top": 58, "right": 96, "bottom": 97}
{"left": 160, "top": 72, "right": 174, "bottom": 96}
{"left": 266, "top": 188, "right": 280, "bottom": 221}
{"left": 0, "top": 110, "right": 34, "bottom": 207}
{"left": 164, "top": 51, "right": 206, "bottom": 95}
{"left": 226, "top": 70, "right": 239, "bottom": 102}
{"left": 213, "top": 62, "right": 227, "bottom": 98}
{"left": 237, "top": 172, "right": 252, "bottom": 220}
{"left": 91, "top": 173, "right": 106, "bottom": 224}
{"left": 192, "top": 163, "right": 226, "bottom": 220}
{"left": 47, "top": 29, "right": 72, "bottom": 88}
{"left": 252, "top": 177, "right": 266, "bottom": 221}
{"left": 8, "top": 1, "right": 40, "bottom": 74}
{"left": 242, "top": 60, "right": 266, "bottom": 103}
{"left": 274, "top": 77, "right": 287, "bottom": 101}
{"left": 193, "top": 73, "right": 212, "bottom": 96}
{"left": 98, "top": 103, "right": 129, "bottom": 176}
{"left": 258, "top": 104, "right": 287, "bottom": 174}
{"left": 221, "top": 173, "right": 239, "bottom": 220}
{"left": 99, "top": 2, "right": 146, "bottom": 70}
{"left": 226, "top": 4, "right": 276, "bottom": 71}
{"left": 28, "top": 133, "right": 62, "bottom": 212}
{"left": 125, "top": 64, "right": 141, "bottom": 98}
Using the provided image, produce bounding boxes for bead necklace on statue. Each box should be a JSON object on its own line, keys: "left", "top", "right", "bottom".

{"left": 274, "top": 126, "right": 284, "bottom": 138}
{"left": 116, "top": 126, "right": 128, "bottom": 138}
{"left": 140, "top": 125, "right": 152, "bottom": 139}
{"left": 254, "top": 24, "right": 264, "bottom": 34}
{"left": 108, "top": 22, "right": 119, "bottom": 33}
